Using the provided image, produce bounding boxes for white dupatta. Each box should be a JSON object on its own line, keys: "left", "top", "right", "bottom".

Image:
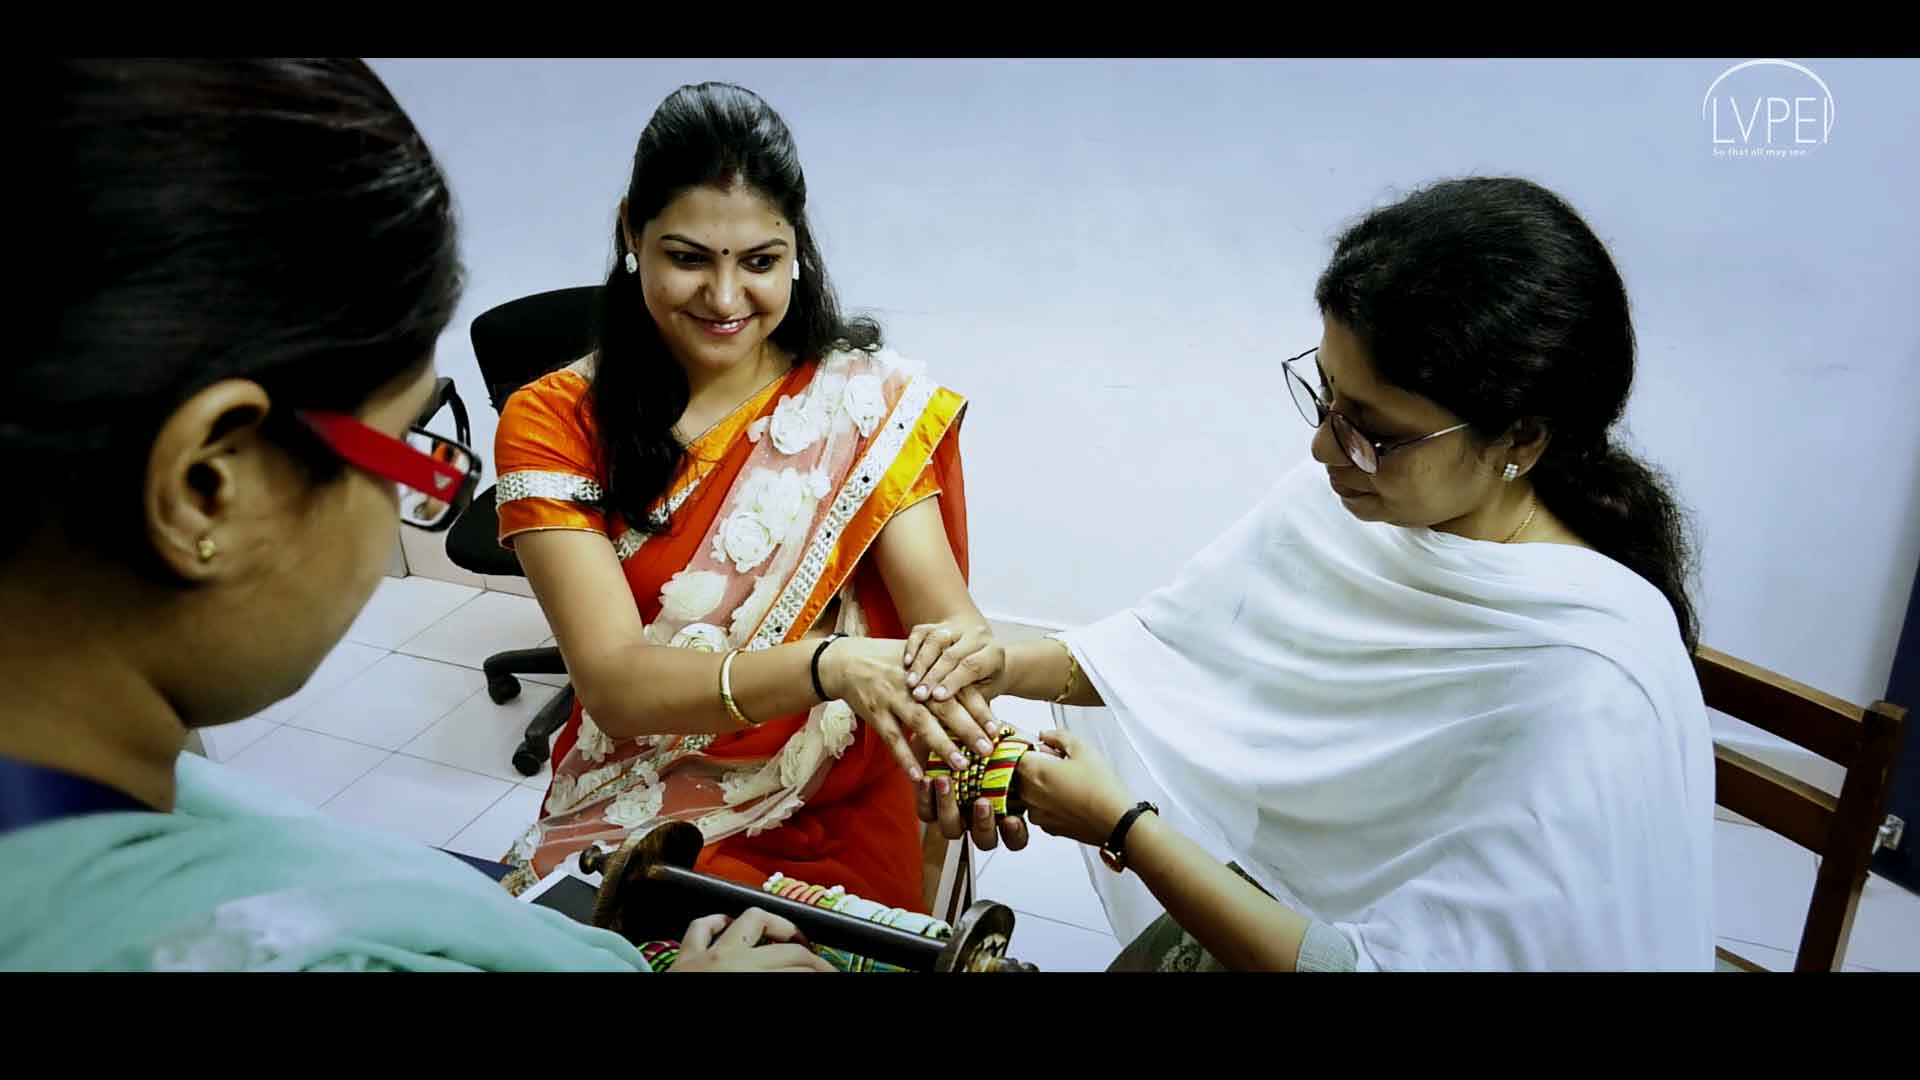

{"left": 1058, "top": 461, "right": 1715, "bottom": 971}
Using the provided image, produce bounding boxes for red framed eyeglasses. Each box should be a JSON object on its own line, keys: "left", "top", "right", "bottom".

{"left": 296, "top": 410, "right": 482, "bottom": 531}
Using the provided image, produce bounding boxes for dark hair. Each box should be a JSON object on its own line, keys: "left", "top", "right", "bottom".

{"left": 592, "top": 82, "right": 879, "bottom": 535}
{"left": 1315, "top": 176, "right": 1700, "bottom": 651}
{"left": 13, "top": 58, "right": 463, "bottom": 562}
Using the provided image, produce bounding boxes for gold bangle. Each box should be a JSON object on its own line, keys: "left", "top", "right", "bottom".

{"left": 1044, "top": 634, "right": 1080, "bottom": 704}
{"left": 719, "top": 649, "right": 755, "bottom": 727}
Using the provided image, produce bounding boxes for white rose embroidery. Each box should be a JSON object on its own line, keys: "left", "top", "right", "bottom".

{"left": 746, "top": 417, "right": 770, "bottom": 444}
{"left": 820, "top": 700, "right": 857, "bottom": 752}
{"left": 843, "top": 374, "right": 886, "bottom": 438}
{"left": 670, "top": 622, "right": 730, "bottom": 653}
{"left": 577, "top": 762, "right": 626, "bottom": 796}
{"left": 805, "top": 467, "right": 832, "bottom": 500}
{"left": 871, "top": 347, "right": 925, "bottom": 380}
{"left": 717, "top": 508, "right": 778, "bottom": 573}
{"left": 658, "top": 569, "right": 728, "bottom": 624}
{"left": 753, "top": 467, "right": 816, "bottom": 545}
{"left": 603, "top": 783, "right": 664, "bottom": 829}
{"left": 642, "top": 619, "right": 673, "bottom": 646}
{"left": 728, "top": 573, "right": 783, "bottom": 644}
{"left": 779, "top": 729, "right": 820, "bottom": 788}
{"left": 808, "top": 373, "right": 848, "bottom": 425}
{"left": 720, "top": 764, "right": 778, "bottom": 806}
{"left": 767, "top": 394, "right": 821, "bottom": 455}
{"left": 544, "top": 774, "right": 579, "bottom": 816}
{"left": 575, "top": 712, "right": 614, "bottom": 764}
{"left": 550, "top": 761, "right": 628, "bottom": 816}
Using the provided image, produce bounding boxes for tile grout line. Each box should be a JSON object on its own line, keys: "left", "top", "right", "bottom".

{"left": 341, "top": 590, "right": 487, "bottom": 654}
{"left": 1013, "top": 909, "right": 1116, "bottom": 937}
{"left": 388, "top": 682, "right": 559, "bottom": 787}
{"left": 981, "top": 880, "right": 1114, "bottom": 935}
{"left": 1717, "top": 933, "right": 1889, "bottom": 972}
{"left": 387, "top": 591, "right": 495, "bottom": 656}
{"left": 315, "top": 750, "right": 400, "bottom": 812}
{"left": 271, "top": 650, "right": 396, "bottom": 726}
{"left": 443, "top": 784, "right": 524, "bottom": 849}
{"left": 282, "top": 664, "right": 493, "bottom": 752}
{"left": 390, "top": 745, "right": 548, "bottom": 790}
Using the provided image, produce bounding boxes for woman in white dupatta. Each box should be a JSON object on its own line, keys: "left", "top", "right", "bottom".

{"left": 908, "top": 177, "right": 1715, "bottom": 971}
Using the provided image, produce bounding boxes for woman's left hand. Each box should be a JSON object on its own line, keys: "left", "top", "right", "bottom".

{"left": 1015, "top": 730, "right": 1136, "bottom": 848}
{"left": 901, "top": 620, "right": 1005, "bottom": 709}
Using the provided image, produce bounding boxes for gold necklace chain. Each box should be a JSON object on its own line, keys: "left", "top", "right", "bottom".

{"left": 1501, "top": 495, "right": 1538, "bottom": 544}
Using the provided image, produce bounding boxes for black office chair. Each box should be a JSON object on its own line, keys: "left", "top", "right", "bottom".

{"left": 444, "top": 285, "right": 603, "bottom": 776}
{"left": 416, "top": 376, "right": 472, "bottom": 450}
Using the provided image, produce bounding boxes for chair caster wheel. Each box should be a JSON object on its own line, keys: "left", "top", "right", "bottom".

{"left": 488, "top": 674, "right": 522, "bottom": 705}
{"left": 512, "top": 744, "right": 547, "bottom": 777}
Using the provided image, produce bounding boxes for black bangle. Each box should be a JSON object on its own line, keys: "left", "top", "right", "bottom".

{"left": 810, "top": 634, "right": 844, "bottom": 702}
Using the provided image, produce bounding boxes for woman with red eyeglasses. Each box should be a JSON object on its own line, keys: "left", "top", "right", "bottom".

{"left": 911, "top": 177, "right": 1717, "bottom": 972}
{"left": 0, "top": 59, "right": 827, "bottom": 973}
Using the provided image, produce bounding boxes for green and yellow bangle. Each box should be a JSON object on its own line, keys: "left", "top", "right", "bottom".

{"left": 924, "top": 732, "right": 1034, "bottom": 818}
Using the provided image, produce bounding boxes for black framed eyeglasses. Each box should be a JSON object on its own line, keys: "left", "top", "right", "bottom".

{"left": 1282, "top": 346, "right": 1469, "bottom": 475}
{"left": 296, "top": 411, "right": 482, "bottom": 532}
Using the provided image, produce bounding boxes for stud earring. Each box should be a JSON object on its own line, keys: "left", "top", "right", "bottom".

{"left": 1502, "top": 463, "right": 1519, "bottom": 482}
{"left": 196, "top": 537, "right": 218, "bottom": 562}
{"left": 791, "top": 255, "right": 801, "bottom": 282}
{"left": 624, "top": 252, "right": 638, "bottom": 274}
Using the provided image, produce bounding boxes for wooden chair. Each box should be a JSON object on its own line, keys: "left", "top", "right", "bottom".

{"left": 1697, "top": 645, "right": 1908, "bottom": 971}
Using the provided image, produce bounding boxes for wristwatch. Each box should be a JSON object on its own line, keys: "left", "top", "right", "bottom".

{"left": 1099, "top": 801, "right": 1159, "bottom": 873}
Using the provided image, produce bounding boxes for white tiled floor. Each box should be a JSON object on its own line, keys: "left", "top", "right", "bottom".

{"left": 343, "top": 576, "right": 483, "bottom": 651}
{"left": 1712, "top": 818, "right": 1920, "bottom": 972}
{"left": 198, "top": 712, "right": 278, "bottom": 762}
{"left": 970, "top": 696, "right": 1123, "bottom": 970}
{"left": 201, "top": 576, "right": 1919, "bottom": 972}
{"left": 218, "top": 578, "right": 565, "bottom": 861}
{"left": 404, "top": 685, "right": 556, "bottom": 787}
{"left": 448, "top": 786, "right": 548, "bottom": 863}
{"left": 226, "top": 725, "right": 390, "bottom": 809}
{"left": 291, "top": 652, "right": 487, "bottom": 751}
{"left": 325, "top": 754, "right": 517, "bottom": 848}
{"left": 397, "top": 590, "right": 556, "bottom": 671}
{"left": 257, "top": 641, "right": 386, "bottom": 725}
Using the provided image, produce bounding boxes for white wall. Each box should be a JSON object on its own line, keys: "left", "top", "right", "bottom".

{"left": 371, "top": 58, "right": 1920, "bottom": 723}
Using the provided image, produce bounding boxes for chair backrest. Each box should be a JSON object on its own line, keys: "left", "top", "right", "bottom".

{"left": 469, "top": 286, "right": 603, "bottom": 414}
{"left": 1697, "top": 645, "right": 1908, "bottom": 971}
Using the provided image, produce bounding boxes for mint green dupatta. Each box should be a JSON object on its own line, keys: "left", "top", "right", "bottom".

{"left": 0, "top": 752, "right": 652, "bottom": 972}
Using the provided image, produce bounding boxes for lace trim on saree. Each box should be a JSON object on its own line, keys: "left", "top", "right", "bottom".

{"left": 746, "top": 375, "right": 937, "bottom": 651}
{"left": 608, "top": 477, "right": 704, "bottom": 561}
{"left": 497, "top": 470, "right": 604, "bottom": 505}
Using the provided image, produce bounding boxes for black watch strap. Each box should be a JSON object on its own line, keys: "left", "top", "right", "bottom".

{"left": 1101, "top": 801, "right": 1158, "bottom": 872}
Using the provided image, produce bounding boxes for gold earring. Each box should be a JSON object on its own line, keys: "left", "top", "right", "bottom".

{"left": 196, "top": 537, "right": 218, "bottom": 562}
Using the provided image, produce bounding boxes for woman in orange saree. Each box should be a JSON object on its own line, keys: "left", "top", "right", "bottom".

{"left": 492, "top": 83, "right": 1001, "bottom": 916}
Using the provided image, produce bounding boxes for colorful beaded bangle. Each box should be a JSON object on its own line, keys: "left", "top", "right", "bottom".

{"left": 757, "top": 871, "right": 954, "bottom": 973}
{"left": 638, "top": 940, "right": 681, "bottom": 972}
{"left": 980, "top": 736, "right": 1032, "bottom": 816}
{"left": 924, "top": 732, "right": 1033, "bottom": 818}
